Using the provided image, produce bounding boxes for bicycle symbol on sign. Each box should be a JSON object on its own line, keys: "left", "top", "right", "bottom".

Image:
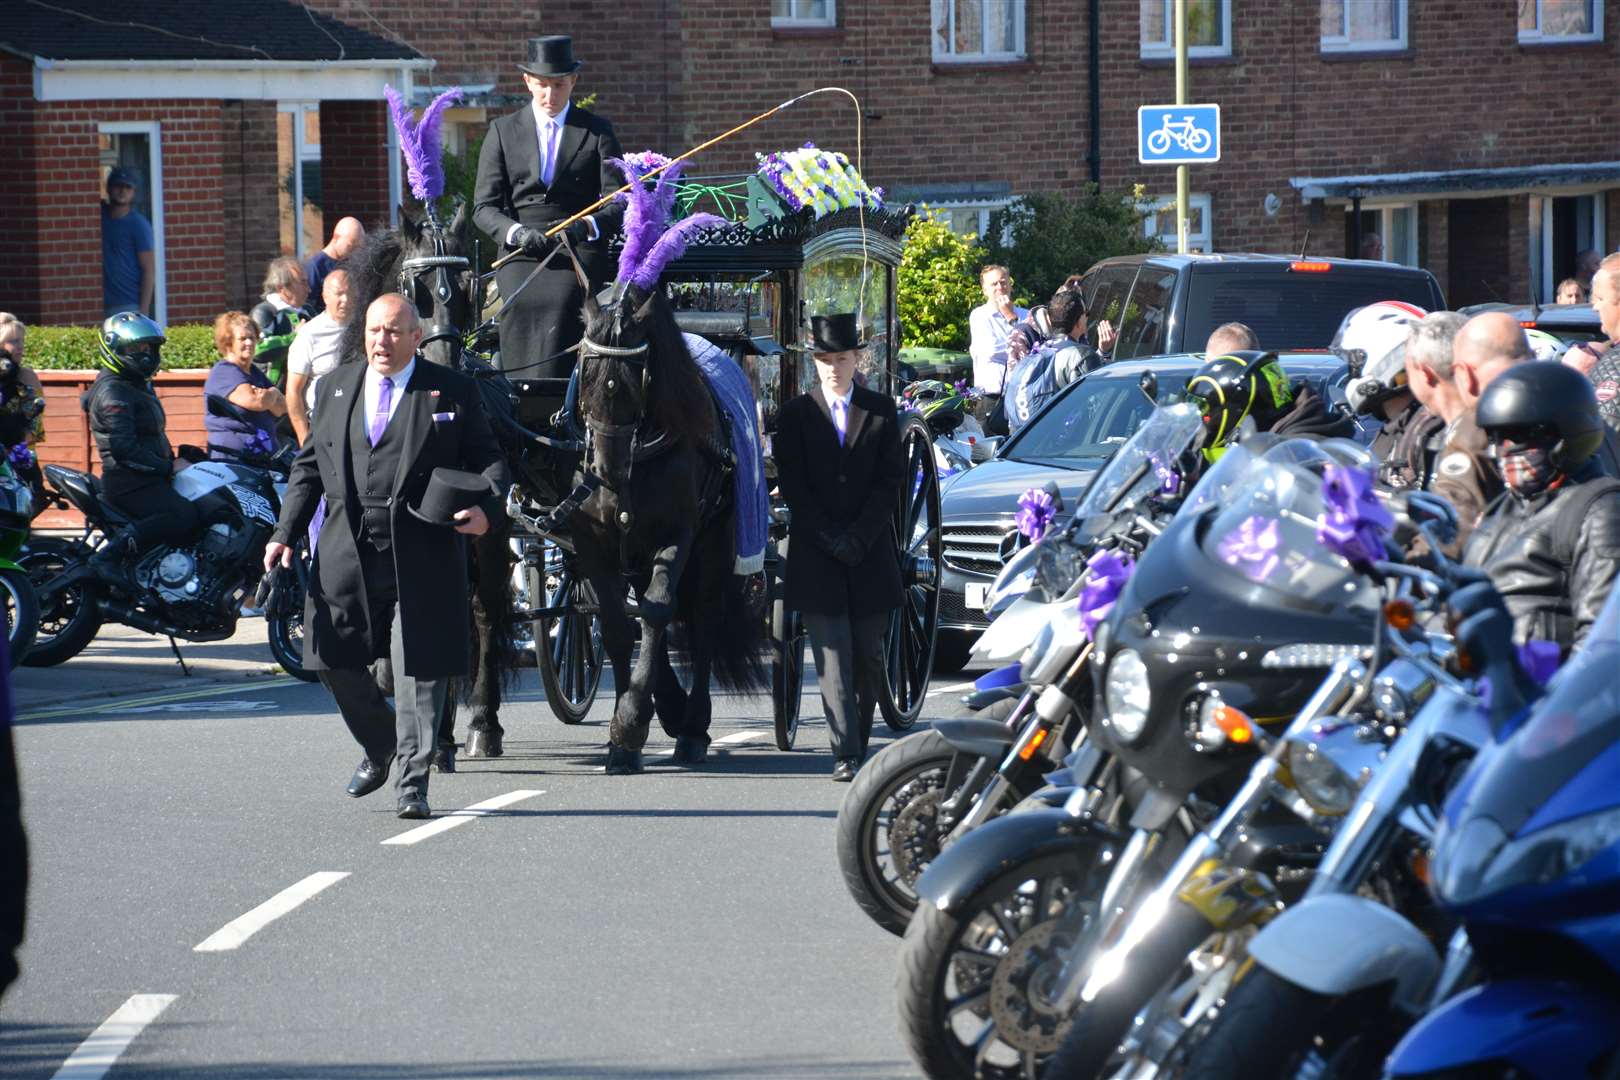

{"left": 1146, "top": 114, "right": 1213, "bottom": 156}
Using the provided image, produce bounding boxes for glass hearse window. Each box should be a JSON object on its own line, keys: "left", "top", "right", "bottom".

{"left": 803, "top": 254, "right": 891, "bottom": 393}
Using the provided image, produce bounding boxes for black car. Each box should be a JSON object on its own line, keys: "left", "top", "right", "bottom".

{"left": 1076, "top": 252, "right": 1445, "bottom": 359}
{"left": 936, "top": 353, "right": 1347, "bottom": 671}
{"left": 1458, "top": 301, "right": 1605, "bottom": 348}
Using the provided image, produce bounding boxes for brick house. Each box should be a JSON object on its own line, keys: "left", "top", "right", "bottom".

{"left": 321, "top": 0, "right": 1620, "bottom": 310}
{"left": 0, "top": 0, "right": 430, "bottom": 326}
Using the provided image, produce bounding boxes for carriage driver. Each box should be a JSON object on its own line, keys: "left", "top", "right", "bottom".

{"left": 474, "top": 35, "right": 625, "bottom": 382}
{"left": 774, "top": 314, "right": 905, "bottom": 782}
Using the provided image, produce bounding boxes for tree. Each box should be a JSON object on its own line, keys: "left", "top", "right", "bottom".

{"left": 897, "top": 210, "right": 984, "bottom": 351}
{"left": 985, "top": 186, "right": 1157, "bottom": 307}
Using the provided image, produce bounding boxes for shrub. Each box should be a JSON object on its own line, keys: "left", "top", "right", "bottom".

{"left": 897, "top": 209, "right": 985, "bottom": 351}
{"left": 985, "top": 186, "right": 1158, "bottom": 308}
{"left": 26, "top": 324, "right": 220, "bottom": 371}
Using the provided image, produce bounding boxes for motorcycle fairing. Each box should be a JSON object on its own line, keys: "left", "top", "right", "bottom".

{"left": 1385, "top": 977, "right": 1619, "bottom": 1079}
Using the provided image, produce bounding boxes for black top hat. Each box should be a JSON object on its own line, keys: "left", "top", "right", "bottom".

{"left": 409, "top": 467, "right": 494, "bottom": 526}
{"left": 808, "top": 313, "right": 866, "bottom": 355}
{"left": 518, "top": 36, "right": 583, "bottom": 77}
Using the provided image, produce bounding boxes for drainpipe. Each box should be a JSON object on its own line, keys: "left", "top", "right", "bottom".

{"left": 1087, "top": 0, "right": 1102, "bottom": 186}
{"left": 1350, "top": 190, "right": 1364, "bottom": 258}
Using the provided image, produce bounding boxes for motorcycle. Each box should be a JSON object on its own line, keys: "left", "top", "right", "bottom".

{"left": 837, "top": 403, "right": 1202, "bottom": 936}
{"left": 0, "top": 455, "right": 38, "bottom": 667}
{"left": 892, "top": 433, "right": 1361, "bottom": 1078}
{"left": 28, "top": 395, "right": 294, "bottom": 667}
{"left": 1381, "top": 582, "right": 1620, "bottom": 1079}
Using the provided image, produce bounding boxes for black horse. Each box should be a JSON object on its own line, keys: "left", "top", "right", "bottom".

{"left": 574, "top": 279, "right": 769, "bottom": 774}
{"left": 340, "top": 201, "right": 527, "bottom": 760}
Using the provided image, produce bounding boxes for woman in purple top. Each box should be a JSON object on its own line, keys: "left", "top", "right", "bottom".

{"left": 203, "top": 311, "right": 286, "bottom": 459}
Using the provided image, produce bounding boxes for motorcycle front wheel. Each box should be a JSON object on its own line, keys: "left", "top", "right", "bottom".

{"left": 18, "top": 538, "right": 99, "bottom": 667}
{"left": 2, "top": 566, "right": 38, "bottom": 669}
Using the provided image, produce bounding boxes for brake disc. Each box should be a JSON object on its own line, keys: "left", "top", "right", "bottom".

{"left": 988, "top": 917, "right": 1079, "bottom": 1056}
{"left": 889, "top": 786, "right": 945, "bottom": 886}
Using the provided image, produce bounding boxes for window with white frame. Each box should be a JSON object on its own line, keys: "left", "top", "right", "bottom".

{"left": 1518, "top": 0, "right": 1602, "bottom": 43}
{"left": 1321, "top": 0, "right": 1406, "bottom": 51}
{"left": 932, "top": 0, "right": 1026, "bottom": 62}
{"left": 276, "top": 102, "right": 322, "bottom": 260}
{"left": 772, "top": 0, "right": 835, "bottom": 27}
{"left": 1529, "top": 192, "right": 1606, "bottom": 302}
{"left": 1348, "top": 205, "right": 1419, "bottom": 266}
{"left": 927, "top": 199, "right": 1012, "bottom": 239}
{"left": 1140, "top": 0, "right": 1230, "bottom": 59}
{"left": 1141, "top": 193, "right": 1213, "bottom": 253}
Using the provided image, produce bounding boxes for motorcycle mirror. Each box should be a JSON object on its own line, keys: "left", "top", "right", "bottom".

{"left": 1138, "top": 371, "right": 1158, "bottom": 403}
{"left": 205, "top": 393, "right": 252, "bottom": 424}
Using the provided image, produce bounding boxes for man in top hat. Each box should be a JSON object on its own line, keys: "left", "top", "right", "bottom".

{"left": 774, "top": 314, "right": 905, "bottom": 781}
{"left": 474, "top": 35, "right": 625, "bottom": 382}
{"left": 264, "top": 293, "right": 510, "bottom": 819}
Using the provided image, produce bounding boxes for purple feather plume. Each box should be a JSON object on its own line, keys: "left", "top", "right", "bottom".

{"left": 384, "top": 84, "right": 463, "bottom": 203}
{"left": 630, "top": 213, "right": 726, "bottom": 290}
{"left": 610, "top": 152, "right": 710, "bottom": 288}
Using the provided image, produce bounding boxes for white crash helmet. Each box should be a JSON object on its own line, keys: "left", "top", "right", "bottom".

{"left": 1333, "top": 300, "right": 1429, "bottom": 415}
{"left": 1524, "top": 327, "right": 1570, "bottom": 363}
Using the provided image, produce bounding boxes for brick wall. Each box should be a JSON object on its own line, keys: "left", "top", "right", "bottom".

{"left": 220, "top": 101, "right": 282, "bottom": 313}
{"left": 0, "top": 58, "right": 42, "bottom": 319}
{"left": 320, "top": 101, "right": 392, "bottom": 233}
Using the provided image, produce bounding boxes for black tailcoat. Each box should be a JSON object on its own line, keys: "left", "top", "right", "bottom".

{"left": 271, "top": 359, "right": 510, "bottom": 677}
{"left": 775, "top": 383, "right": 904, "bottom": 617}
{"left": 473, "top": 104, "right": 624, "bottom": 378}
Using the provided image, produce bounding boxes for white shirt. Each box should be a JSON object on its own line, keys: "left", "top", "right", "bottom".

{"left": 969, "top": 301, "right": 1029, "bottom": 394}
{"left": 286, "top": 311, "right": 346, "bottom": 412}
{"left": 503, "top": 100, "right": 599, "bottom": 247}
{"left": 363, "top": 358, "right": 415, "bottom": 437}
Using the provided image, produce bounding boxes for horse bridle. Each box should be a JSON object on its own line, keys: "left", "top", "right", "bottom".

{"left": 398, "top": 210, "right": 470, "bottom": 357}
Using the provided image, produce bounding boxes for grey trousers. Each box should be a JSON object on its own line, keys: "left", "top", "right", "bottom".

{"left": 801, "top": 611, "right": 888, "bottom": 761}
{"left": 318, "top": 547, "right": 448, "bottom": 799}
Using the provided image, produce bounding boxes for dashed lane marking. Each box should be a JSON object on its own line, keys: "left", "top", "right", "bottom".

{"left": 50, "top": 993, "right": 177, "bottom": 1080}
{"left": 17, "top": 676, "right": 302, "bottom": 723}
{"left": 381, "top": 789, "right": 545, "bottom": 846}
{"left": 926, "top": 679, "right": 978, "bottom": 698}
{"left": 193, "top": 872, "right": 350, "bottom": 952}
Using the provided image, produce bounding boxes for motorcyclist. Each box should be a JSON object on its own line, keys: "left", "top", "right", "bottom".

{"left": 1464, "top": 360, "right": 1620, "bottom": 654}
{"left": 85, "top": 313, "right": 202, "bottom": 589}
{"left": 1184, "top": 349, "right": 1355, "bottom": 465}
{"left": 1333, "top": 300, "right": 1438, "bottom": 490}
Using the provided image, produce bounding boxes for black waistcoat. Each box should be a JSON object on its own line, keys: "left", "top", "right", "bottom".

{"left": 349, "top": 389, "right": 407, "bottom": 549}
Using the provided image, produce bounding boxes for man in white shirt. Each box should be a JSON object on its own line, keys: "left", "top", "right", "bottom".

{"left": 473, "top": 35, "right": 625, "bottom": 381}
{"left": 286, "top": 269, "right": 353, "bottom": 445}
{"left": 968, "top": 264, "right": 1027, "bottom": 436}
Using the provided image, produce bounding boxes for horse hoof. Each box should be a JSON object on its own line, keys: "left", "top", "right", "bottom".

{"left": 464, "top": 729, "right": 503, "bottom": 759}
{"left": 671, "top": 735, "right": 710, "bottom": 766}
{"left": 605, "top": 746, "right": 644, "bottom": 775}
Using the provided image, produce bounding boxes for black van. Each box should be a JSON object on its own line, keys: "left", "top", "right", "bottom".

{"left": 1076, "top": 253, "right": 1447, "bottom": 359}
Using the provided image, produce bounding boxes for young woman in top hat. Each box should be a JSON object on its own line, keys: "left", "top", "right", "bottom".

{"left": 473, "top": 35, "right": 625, "bottom": 382}
{"left": 774, "top": 314, "right": 905, "bottom": 781}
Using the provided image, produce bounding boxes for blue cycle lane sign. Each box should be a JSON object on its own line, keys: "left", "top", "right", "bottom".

{"left": 1137, "top": 104, "right": 1221, "bottom": 165}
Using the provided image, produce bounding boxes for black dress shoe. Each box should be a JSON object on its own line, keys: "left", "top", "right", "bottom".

{"left": 831, "top": 757, "right": 860, "bottom": 783}
{"left": 397, "top": 794, "right": 431, "bottom": 820}
{"left": 432, "top": 745, "right": 456, "bottom": 774}
{"left": 345, "top": 757, "right": 389, "bottom": 798}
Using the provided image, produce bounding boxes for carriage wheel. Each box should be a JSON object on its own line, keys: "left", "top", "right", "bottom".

{"left": 531, "top": 545, "right": 605, "bottom": 725}
{"left": 771, "top": 545, "right": 807, "bottom": 750}
{"left": 879, "top": 414, "right": 942, "bottom": 732}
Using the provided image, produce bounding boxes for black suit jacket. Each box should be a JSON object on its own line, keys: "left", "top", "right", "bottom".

{"left": 473, "top": 103, "right": 624, "bottom": 279}
{"left": 272, "top": 359, "right": 511, "bottom": 677}
{"left": 775, "top": 383, "right": 904, "bottom": 617}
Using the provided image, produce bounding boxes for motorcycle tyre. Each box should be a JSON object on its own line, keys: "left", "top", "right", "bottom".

{"left": 1176, "top": 967, "right": 1343, "bottom": 1080}
{"left": 18, "top": 540, "right": 100, "bottom": 667}
{"left": 266, "top": 611, "right": 316, "bottom": 683}
{"left": 1042, "top": 898, "right": 1219, "bottom": 1079}
{"left": 836, "top": 729, "right": 957, "bottom": 936}
{"left": 2, "top": 567, "right": 38, "bottom": 670}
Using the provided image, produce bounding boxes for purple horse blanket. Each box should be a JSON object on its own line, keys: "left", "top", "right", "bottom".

{"left": 683, "top": 332, "right": 769, "bottom": 575}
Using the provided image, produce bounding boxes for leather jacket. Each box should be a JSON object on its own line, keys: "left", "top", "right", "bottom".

{"left": 1372, "top": 400, "right": 1444, "bottom": 492}
{"left": 1463, "top": 460, "right": 1620, "bottom": 654}
{"left": 87, "top": 369, "right": 173, "bottom": 476}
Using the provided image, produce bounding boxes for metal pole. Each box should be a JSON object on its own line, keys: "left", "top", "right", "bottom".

{"left": 1175, "top": 0, "right": 1189, "bottom": 254}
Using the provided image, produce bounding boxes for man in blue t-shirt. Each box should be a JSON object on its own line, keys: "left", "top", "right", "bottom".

{"left": 101, "top": 168, "right": 155, "bottom": 317}
{"left": 302, "top": 217, "right": 365, "bottom": 315}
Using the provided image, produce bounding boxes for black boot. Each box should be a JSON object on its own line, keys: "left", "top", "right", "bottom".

{"left": 89, "top": 529, "right": 140, "bottom": 591}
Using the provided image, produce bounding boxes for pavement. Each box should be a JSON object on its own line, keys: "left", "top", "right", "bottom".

{"left": 3, "top": 621, "right": 986, "bottom": 1078}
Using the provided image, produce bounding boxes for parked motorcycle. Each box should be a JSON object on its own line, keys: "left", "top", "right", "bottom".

{"left": 28, "top": 395, "right": 294, "bottom": 668}
{"left": 0, "top": 456, "right": 38, "bottom": 667}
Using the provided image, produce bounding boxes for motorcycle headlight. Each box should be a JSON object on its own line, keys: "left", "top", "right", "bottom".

{"left": 1283, "top": 738, "right": 1359, "bottom": 816}
{"left": 1439, "top": 805, "right": 1620, "bottom": 907}
{"left": 1020, "top": 604, "right": 1087, "bottom": 685}
{"left": 1104, "top": 648, "right": 1151, "bottom": 742}
{"left": 987, "top": 542, "right": 1042, "bottom": 615}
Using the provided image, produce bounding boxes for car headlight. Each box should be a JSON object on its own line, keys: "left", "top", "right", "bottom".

{"left": 1020, "top": 605, "right": 1087, "bottom": 685}
{"left": 1104, "top": 648, "right": 1151, "bottom": 741}
{"left": 987, "top": 542, "right": 1042, "bottom": 615}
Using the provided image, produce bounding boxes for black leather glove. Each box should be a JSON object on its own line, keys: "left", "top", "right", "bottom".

{"left": 562, "top": 218, "right": 592, "bottom": 245}
{"left": 819, "top": 528, "right": 864, "bottom": 568}
{"left": 1450, "top": 578, "right": 1515, "bottom": 670}
{"left": 512, "top": 226, "right": 548, "bottom": 257}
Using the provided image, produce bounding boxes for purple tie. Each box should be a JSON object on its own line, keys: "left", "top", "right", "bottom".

{"left": 369, "top": 376, "right": 394, "bottom": 447}
{"left": 832, "top": 398, "right": 848, "bottom": 447}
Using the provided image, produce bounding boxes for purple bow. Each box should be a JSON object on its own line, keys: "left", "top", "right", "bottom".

{"left": 1079, "top": 548, "right": 1135, "bottom": 638}
{"left": 1218, "top": 515, "right": 1281, "bottom": 583}
{"left": 247, "top": 429, "right": 274, "bottom": 455}
{"left": 1016, "top": 487, "right": 1058, "bottom": 542}
{"left": 1151, "top": 452, "right": 1181, "bottom": 496}
{"left": 6, "top": 443, "right": 33, "bottom": 470}
{"left": 1516, "top": 639, "right": 1561, "bottom": 687}
{"left": 1316, "top": 465, "right": 1394, "bottom": 566}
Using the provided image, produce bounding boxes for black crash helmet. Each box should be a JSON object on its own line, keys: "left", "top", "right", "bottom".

{"left": 98, "top": 312, "right": 166, "bottom": 381}
{"left": 1184, "top": 350, "right": 1294, "bottom": 457}
{"left": 1475, "top": 360, "right": 1604, "bottom": 472}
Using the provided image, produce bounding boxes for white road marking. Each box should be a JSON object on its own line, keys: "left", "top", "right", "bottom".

{"left": 640, "top": 729, "right": 767, "bottom": 764}
{"left": 381, "top": 789, "right": 544, "bottom": 846}
{"left": 927, "top": 679, "right": 979, "bottom": 697}
{"left": 193, "top": 872, "right": 350, "bottom": 952}
{"left": 51, "top": 993, "right": 177, "bottom": 1080}
{"left": 126, "top": 699, "right": 280, "bottom": 714}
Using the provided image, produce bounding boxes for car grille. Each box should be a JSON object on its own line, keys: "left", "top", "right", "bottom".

{"left": 943, "top": 523, "right": 1015, "bottom": 577}
{"left": 941, "top": 589, "right": 990, "bottom": 629}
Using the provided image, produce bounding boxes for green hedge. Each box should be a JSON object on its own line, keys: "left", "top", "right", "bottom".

{"left": 26, "top": 324, "right": 219, "bottom": 371}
